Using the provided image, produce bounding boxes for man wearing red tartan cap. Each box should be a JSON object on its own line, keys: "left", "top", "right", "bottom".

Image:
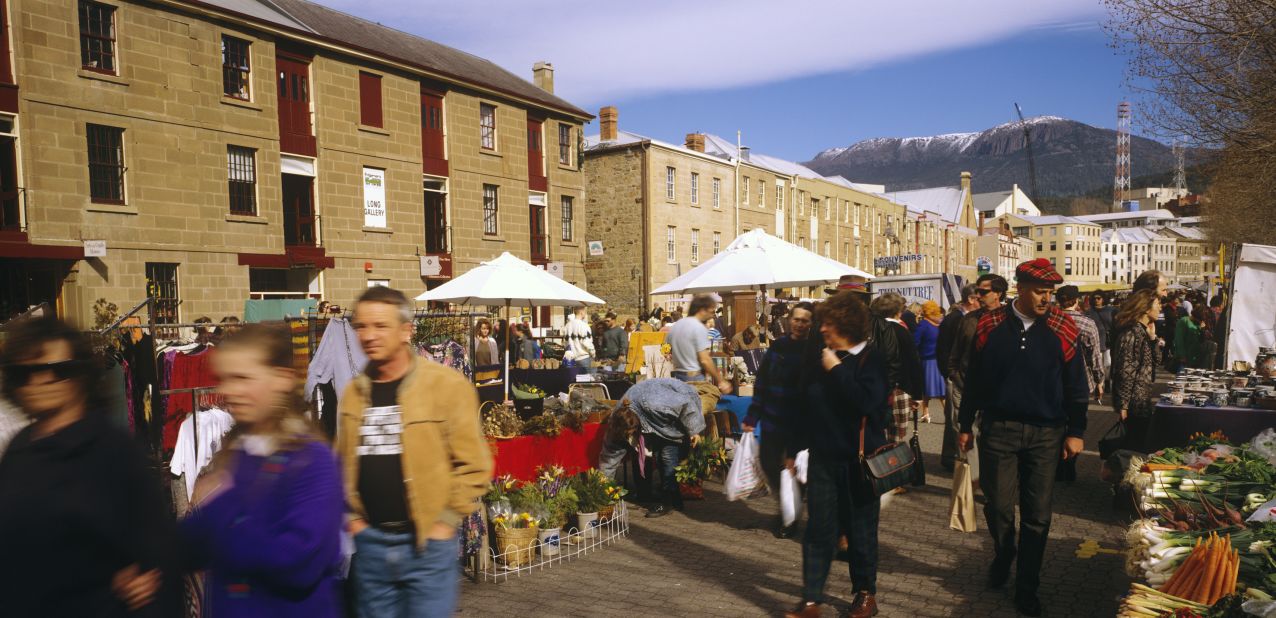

{"left": 956, "top": 258, "right": 1090, "bottom": 617}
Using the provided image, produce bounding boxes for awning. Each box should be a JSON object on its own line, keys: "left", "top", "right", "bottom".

{"left": 1075, "top": 283, "right": 1128, "bottom": 292}
{"left": 0, "top": 234, "right": 85, "bottom": 260}
{"left": 281, "top": 155, "right": 315, "bottom": 177}
{"left": 238, "top": 246, "right": 335, "bottom": 270}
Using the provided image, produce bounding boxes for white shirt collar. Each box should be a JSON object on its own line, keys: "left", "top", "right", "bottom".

{"left": 885, "top": 318, "right": 904, "bottom": 325}
{"left": 1011, "top": 302, "right": 1037, "bottom": 328}
{"left": 846, "top": 341, "right": 868, "bottom": 356}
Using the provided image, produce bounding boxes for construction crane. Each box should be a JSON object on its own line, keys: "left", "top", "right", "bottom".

{"left": 1014, "top": 103, "right": 1040, "bottom": 205}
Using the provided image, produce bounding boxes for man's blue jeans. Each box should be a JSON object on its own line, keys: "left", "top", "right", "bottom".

{"left": 646, "top": 434, "right": 685, "bottom": 508}
{"left": 352, "top": 527, "right": 459, "bottom": 618}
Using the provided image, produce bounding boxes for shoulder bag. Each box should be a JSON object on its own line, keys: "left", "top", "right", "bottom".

{"left": 859, "top": 416, "right": 917, "bottom": 497}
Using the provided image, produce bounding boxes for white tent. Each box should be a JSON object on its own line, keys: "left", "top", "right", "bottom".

{"left": 651, "top": 228, "right": 873, "bottom": 295}
{"left": 416, "top": 252, "right": 604, "bottom": 400}
{"left": 1226, "top": 244, "right": 1276, "bottom": 367}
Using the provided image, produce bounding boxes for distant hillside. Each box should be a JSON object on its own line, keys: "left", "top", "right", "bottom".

{"left": 804, "top": 116, "right": 1204, "bottom": 198}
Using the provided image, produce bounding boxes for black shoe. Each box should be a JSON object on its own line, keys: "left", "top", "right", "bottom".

{"left": 776, "top": 524, "right": 798, "bottom": 539}
{"left": 645, "top": 505, "right": 672, "bottom": 518}
{"left": 987, "top": 556, "right": 1013, "bottom": 589}
{"left": 1014, "top": 591, "right": 1042, "bottom": 617}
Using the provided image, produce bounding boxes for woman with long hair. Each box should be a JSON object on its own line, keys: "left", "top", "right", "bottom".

{"left": 1112, "top": 289, "right": 1162, "bottom": 452}
{"left": 180, "top": 323, "right": 343, "bottom": 617}
{"left": 471, "top": 319, "right": 499, "bottom": 367}
{"left": 913, "top": 300, "right": 945, "bottom": 423}
{"left": 786, "top": 292, "right": 890, "bottom": 618}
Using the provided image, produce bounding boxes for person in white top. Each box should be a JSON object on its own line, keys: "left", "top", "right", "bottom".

{"left": 563, "top": 307, "right": 596, "bottom": 368}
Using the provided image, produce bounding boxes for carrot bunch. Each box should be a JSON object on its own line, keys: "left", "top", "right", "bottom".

{"left": 1158, "top": 532, "right": 1240, "bottom": 605}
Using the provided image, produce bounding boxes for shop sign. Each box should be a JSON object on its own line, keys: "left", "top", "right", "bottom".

{"left": 546, "top": 262, "right": 565, "bottom": 278}
{"left": 873, "top": 254, "right": 923, "bottom": 268}
{"left": 420, "top": 255, "right": 442, "bottom": 277}
{"left": 362, "top": 167, "right": 386, "bottom": 228}
{"left": 587, "top": 240, "right": 604, "bottom": 256}
{"left": 83, "top": 240, "right": 107, "bottom": 257}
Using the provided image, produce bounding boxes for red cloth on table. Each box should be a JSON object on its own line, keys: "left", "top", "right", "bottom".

{"left": 489, "top": 422, "right": 606, "bottom": 481}
{"left": 162, "top": 349, "right": 217, "bottom": 450}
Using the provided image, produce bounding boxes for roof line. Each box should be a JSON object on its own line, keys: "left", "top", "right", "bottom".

{"left": 256, "top": 0, "right": 313, "bottom": 31}
{"left": 170, "top": 0, "right": 593, "bottom": 120}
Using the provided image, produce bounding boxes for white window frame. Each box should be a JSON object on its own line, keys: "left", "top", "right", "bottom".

{"left": 713, "top": 231, "right": 721, "bottom": 255}
{"left": 742, "top": 176, "right": 750, "bottom": 205}
{"left": 712, "top": 177, "right": 720, "bottom": 209}
{"left": 666, "top": 226, "right": 676, "bottom": 263}
{"left": 691, "top": 228, "right": 700, "bottom": 263}
{"left": 690, "top": 172, "right": 699, "bottom": 204}
{"left": 666, "top": 167, "right": 676, "bottom": 201}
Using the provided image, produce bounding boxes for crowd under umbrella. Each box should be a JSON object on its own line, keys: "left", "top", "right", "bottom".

{"left": 651, "top": 228, "right": 874, "bottom": 297}
{"left": 416, "top": 251, "right": 604, "bottom": 402}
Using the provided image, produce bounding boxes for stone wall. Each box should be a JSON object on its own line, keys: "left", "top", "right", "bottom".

{"left": 582, "top": 144, "right": 644, "bottom": 315}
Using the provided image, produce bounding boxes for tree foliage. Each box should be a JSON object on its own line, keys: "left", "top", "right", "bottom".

{"left": 1105, "top": 0, "right": 1276, "bottom": 244}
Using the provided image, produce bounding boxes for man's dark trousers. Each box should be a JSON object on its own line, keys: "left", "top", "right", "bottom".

{"left": 978, "top": 419, "right": 1066, "bottom": 594}
{"left": 801, "top": 456, "right": 879, "bottom": 601}
{"left": 647, "top": 434, "right": 686, "bottom": 508}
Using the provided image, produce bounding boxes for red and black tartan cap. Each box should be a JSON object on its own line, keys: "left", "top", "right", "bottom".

{"left": 1015, "top": 258, "right": 1063, "bottom": 285}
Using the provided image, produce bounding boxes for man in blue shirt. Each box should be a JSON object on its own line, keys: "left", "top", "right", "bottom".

{"left": 957, "top": 259, "right": 1089, "bottom": 617}
{"left": 667, "top": 294, "right": 732, "bottom": 394}
{"left": 742, "top": 301, "right": 813, "bottom": 538}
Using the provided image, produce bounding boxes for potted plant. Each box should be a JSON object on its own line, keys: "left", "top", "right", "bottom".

{"left": 598, "top": 475, "right": 628, "bottom": 523}
{"left": 483, "top": 474, "right": 519, "bottom": 518}
{"left": 534, "top": 466, "right": 576, "bottom": 556}
{"left": 674, "top": 437, "right": 727, "bottom": 500}
{"left": 571, "top": 469, "right": 611, "bottom": 539}
{"left": 490, "top": 506, "right": 539, "bottom": 568}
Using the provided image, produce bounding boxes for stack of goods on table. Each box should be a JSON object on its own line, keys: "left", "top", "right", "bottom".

{"left": 1165, "top": 364, "right": 1276, "bottom": 410}
{"left": 1119, "top": 430, "right": 1276, "bottom": 617}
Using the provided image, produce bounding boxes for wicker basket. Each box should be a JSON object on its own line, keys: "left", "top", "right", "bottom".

{"left": 494, "top": 526, "right": 539, "bottom": 567}
{"left": 598, "top": 504, "right": 616, "bottom": 522}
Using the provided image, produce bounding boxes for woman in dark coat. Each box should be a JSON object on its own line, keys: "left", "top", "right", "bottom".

{"left": 1112, "top": 290, "right": 1162, "bottom": 452}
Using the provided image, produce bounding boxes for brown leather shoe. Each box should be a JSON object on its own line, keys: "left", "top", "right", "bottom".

{"left": 784, "top": 600, "right": 822, "bottom": 618}
{"left": 847, "top": 592, "right": 878, "bottom": 618}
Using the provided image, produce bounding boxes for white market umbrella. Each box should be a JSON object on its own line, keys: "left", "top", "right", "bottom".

{"left": 652, "top": 228, "right": 873, "bottom": 295}
{"left": 416, "top": 252, "right": 603, "bottom": 401}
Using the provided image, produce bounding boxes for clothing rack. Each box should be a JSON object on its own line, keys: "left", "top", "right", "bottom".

{"left": 159, "top": 386, "right": 221, "bottom": 470}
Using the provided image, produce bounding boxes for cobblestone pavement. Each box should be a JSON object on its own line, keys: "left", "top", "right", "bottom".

{"left": 457, "top": 401, "right": 1130, "bottom": 617}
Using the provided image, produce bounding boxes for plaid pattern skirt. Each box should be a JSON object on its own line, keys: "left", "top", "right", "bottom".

{"left": 889, "top": 388, "right": 911, "bottom": 441}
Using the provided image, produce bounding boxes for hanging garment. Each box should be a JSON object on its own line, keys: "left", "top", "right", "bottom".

{"left": 163, "top": 348, "right": 217, "bottom": 451}
{"left": 169, "top": 407, "right": 235, "bottom": 500}
{"left": 303, "top": 318, "right": 367, "bottom": 407}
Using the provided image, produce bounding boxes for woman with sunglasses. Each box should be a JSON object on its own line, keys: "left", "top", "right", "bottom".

{"left": 0, "top": 316, "right": 175, "bottom": 617}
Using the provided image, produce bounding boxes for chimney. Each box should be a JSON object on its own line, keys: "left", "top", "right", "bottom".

{"left": 685, "top": 133, "right": 705, "bottom": 153}
{"left": 599, "top": 106, "right": 618, "bottom": 141}
{"left": 532, "top": 61, "right": 554, "bottom": 94}
{"left": 978, "top": 211, "right": 985, "bottom": 235}
{"left": 739, "top": 146, "right": 751, "bottom": 162}
{"left": 960, "top": 171, "right": 972, "bottom": 193}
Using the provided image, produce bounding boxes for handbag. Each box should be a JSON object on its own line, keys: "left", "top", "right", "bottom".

{"left": 1098, "top": 419, "right": 1127, "bottom": 461}
{"left": 858, "top": 416, "right": 917, "bottom": 497}
{"left": 908, "top": 411, "right": 928, "bottom": 487}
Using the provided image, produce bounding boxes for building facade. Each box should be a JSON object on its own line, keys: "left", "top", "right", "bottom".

{"left": 2, "top": 0, "right": 590, "bottom": 325}
{"left": 1000, "top": 214, "right": 1104, "bottom": 288}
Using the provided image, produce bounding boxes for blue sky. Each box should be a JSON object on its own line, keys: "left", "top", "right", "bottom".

{"left": 316, "top": 0, "right": 1126, "bottom": 161}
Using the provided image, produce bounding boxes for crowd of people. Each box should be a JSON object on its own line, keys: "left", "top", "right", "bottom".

{"left": 0, "top": 262, "right": 1225, "bottom": 617}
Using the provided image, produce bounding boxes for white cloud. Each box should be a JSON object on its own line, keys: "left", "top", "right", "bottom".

{"left": 312, "top": 0, "right": 1105, "bottom": 105}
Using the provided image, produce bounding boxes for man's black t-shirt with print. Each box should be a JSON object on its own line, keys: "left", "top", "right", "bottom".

{"left": 357, "top": 378, "right": 411, "bottom": 527}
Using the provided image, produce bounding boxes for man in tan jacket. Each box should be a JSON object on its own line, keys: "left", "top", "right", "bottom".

{"left": 337, "top": 286, "right": 492, "bottom": 617}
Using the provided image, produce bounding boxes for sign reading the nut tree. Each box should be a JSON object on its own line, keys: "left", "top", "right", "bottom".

{"left": 363, "top": 167, "right": 386, "bottom": 228}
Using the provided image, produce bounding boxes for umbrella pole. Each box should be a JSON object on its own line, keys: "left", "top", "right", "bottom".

{"left": 504, "top": 300, "right": 511, "bottom": 403}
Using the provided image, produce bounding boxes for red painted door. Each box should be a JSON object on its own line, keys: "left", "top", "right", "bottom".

{"left": 421, "top": 90, "right": 448, "bottom": 176}
{"left": 277, "top": 56, "right": 315, "bottom": 156}
{"left": 527, "top": 117, "right": 547, "bottom": 192}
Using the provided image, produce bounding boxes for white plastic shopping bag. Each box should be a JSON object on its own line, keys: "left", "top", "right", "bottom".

{"left": 725, "top": 433, "right": 769, "bottom": 501}
{"left": 780, "top": 468, "right": 801, "bottom": 526}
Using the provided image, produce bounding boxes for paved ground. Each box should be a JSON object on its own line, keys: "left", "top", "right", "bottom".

{"left": 457, "top": 400, "right": 1131, "bottom": 617}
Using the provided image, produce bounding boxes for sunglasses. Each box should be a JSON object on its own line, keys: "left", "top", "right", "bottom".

{"left": 3, "top": 360, "right": 89, "bottom": 387}
{"left": 974, "top": 288, "right": 994, "bottom": 296}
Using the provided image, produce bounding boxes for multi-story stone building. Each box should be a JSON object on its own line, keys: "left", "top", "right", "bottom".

{"left": 1, "top": 0, "right": 591, "bottom": 325}
{"left": 975, "top": 217, "right": 1033, "bottom": 279}
{"left": 887, "top": 175, "right": 980, "bottom": 281}
{"left": 999, "top": 214, "right": 1104, "bottom": 287}
{"left": 582, "top": 107, "right": 912, "bottom": 316}
{"left": 1157, "top": 226, "right": 1213, "bottom": 286}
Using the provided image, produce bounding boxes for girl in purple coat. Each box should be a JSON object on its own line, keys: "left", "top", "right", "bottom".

{"left": 181, "top": 324, "right": 343, "bottom": 618}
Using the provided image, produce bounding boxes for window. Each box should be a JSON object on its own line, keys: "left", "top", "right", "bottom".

{"left": 742, "top": 176, "right": 750, "bottom": 204}
{"left": 482, "top": 184, "right": 498, "bottom": 235}
{"left": 798, "top": 191, "right": 805, "bottom": 214}
{"left": 146, "top": 263, "right": 179, "bottom": 326}
{"left": 666, "top": 226, "right": 676, "bottom": 262}
{"left": 1065, "top": 256, "right": 1073, "bottom": 275}
{"left": 479, "top": 103, "right": 496, "bottom": 150}
{"left": 1050, "top": 241, "right": 1056, "bottom": 251}
{"left": 1065, "top": 225, "right": 1073, "bottom": 235}
{"left": 757, "top": 179, "right": 764, "bottom": 207}
{"left": 86, "top": 124, "right": 125, "bottom": 203}
{"left": 226, "top": 145, "right": 256, "bottom": 215}
{"left": 221, "top": 36, "right": 251, "bottom": 100}
{"left": 79, "top": 1, "right": 116, "bottom": 74}
{"left": 560, "top": 195, "right": 573, "bottom": 242}
{"left": 690, "top": 172, "right": 699, "bottom": 204}
{"left": 1051, "top": 227, "right": 1057, "bottom": 236}
{"left": 824, "top": 198, "right": 831, "bottom": 220}
{"left": 776, "top": 182, "right": 783, "bottom": 210}
{"left": 713, "top": 232, "right": 721, "bottom": 255}
{"left": 823, "top": 240, "right": 830, "bottom": 257}
{"left": 358, "top": 72, "right": 383, "bottom": 128}
{"left": 665, "top": 167, "right": 675, "bottom": 200}
{"left": 1065, "top": 241, "right": 1072, "bottom": 251}
{"left": 691, "top": 229, "right": 699, "bottom": 263}
{"left": 712, "top": 178, "right": 720, "bottom": 209}
{"left": 557, "top": 123, "right": 572, "bottom": 166}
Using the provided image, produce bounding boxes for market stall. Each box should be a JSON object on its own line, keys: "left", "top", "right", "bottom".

{"left": 1142, "top": 366, "right": 1276, "bottom": 452}
{"left": 489, "top": 422, "right": 606, "bottom": 481}
{"left": 1149, "top": 405, "right": 1276, "bottom": 452}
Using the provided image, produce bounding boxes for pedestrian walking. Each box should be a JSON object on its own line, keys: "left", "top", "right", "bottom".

{"left": 0, "top": 316, "right": 176, "bottom": 618}
{"left": 1112, "top": 290, "right": 1162, "bottom": 452}
{"left": 914, "top": 300, "right": 945, "bottom": 423}
{"left": 179, "top": 323, "right": 344, "bottom": 617}
{"left": 1086, "top": 291, "right": 1115, "bottom": 385}
{"left": 936, "top": 284, "right": 981, "bottom": 470}
{"left": 869, "top": 292, "right": 923, "bottom": 443}
{"left": 957, "top": 258, "right": 1090, "bottom": 617}
{"left": 339, "top": 286, "right": 493, "bottom": 618}
{"left": 1055, "top": 285, "right": 1105, "bottom": 482}
{"left": 785, "top": 291, "right": 890, "bottom": 618}
{"left": 742, "top": 301, "right": 814, "bottom": 538}
{"left": 563, "top": 307, "right": 596, "bottom": 368}
{"left": 666, "top": 294, "right": 732, "bottom": 394}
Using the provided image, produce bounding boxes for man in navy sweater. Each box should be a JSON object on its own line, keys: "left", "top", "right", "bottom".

{"left": 957, "top": 259, "right": 1089, "bottom": 617}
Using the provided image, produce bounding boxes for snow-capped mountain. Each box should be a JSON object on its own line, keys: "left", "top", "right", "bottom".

{"left": 805, "top": 116, "right": 1180, "bottom": 197}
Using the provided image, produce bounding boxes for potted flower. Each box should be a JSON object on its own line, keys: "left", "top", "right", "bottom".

{"left": 483, "top": 474, "right": 519, "bottom": 518}
{"left": 534, "top": 466, "right": 577, "bottom": 556}
{"left": 599, "top": 476, "right": 628, "bottom": 523}
{"left": 674, "top": 437, "right": 727, "bottom": 500}
{"left": 570, "top": 469, "right": 611, "bottom": 539}
{"left": 490, "top": 506, "right": 539, "bottom": 568}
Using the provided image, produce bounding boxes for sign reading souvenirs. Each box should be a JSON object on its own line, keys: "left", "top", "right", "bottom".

{"left": 363, "top": 167, "right": 387, "bottom": 228}
{"left": 873, "top": 254, "right": 923, "bottom": 268}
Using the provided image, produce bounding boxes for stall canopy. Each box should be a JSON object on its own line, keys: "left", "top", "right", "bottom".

{"left": 1226, "top": 243, "right": 1276, "bottom": 367}
{"left": 651, "top": 228, "right": 873, "bottom": 295}
{"left": 416, "top": 251, "right": 604, "bottom": 400}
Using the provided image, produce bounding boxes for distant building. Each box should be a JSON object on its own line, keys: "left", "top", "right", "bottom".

{"left": 1078, "top": 209, "right": 1179, "bottom": 230}
{"left": 972, "top": 184, "right": 1041, "bottom": 219}
{"left": 888, "top": 175, "right": 980, "bottom": 280}
{"left": 975, "top": 218, "right": 1033, "bottom": 279}
{"left": 1000, "top": 214, "right": 1104, "bottom": 287}
{"left": 1127, "top": 187, "right": 1189, "bottom": 212}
